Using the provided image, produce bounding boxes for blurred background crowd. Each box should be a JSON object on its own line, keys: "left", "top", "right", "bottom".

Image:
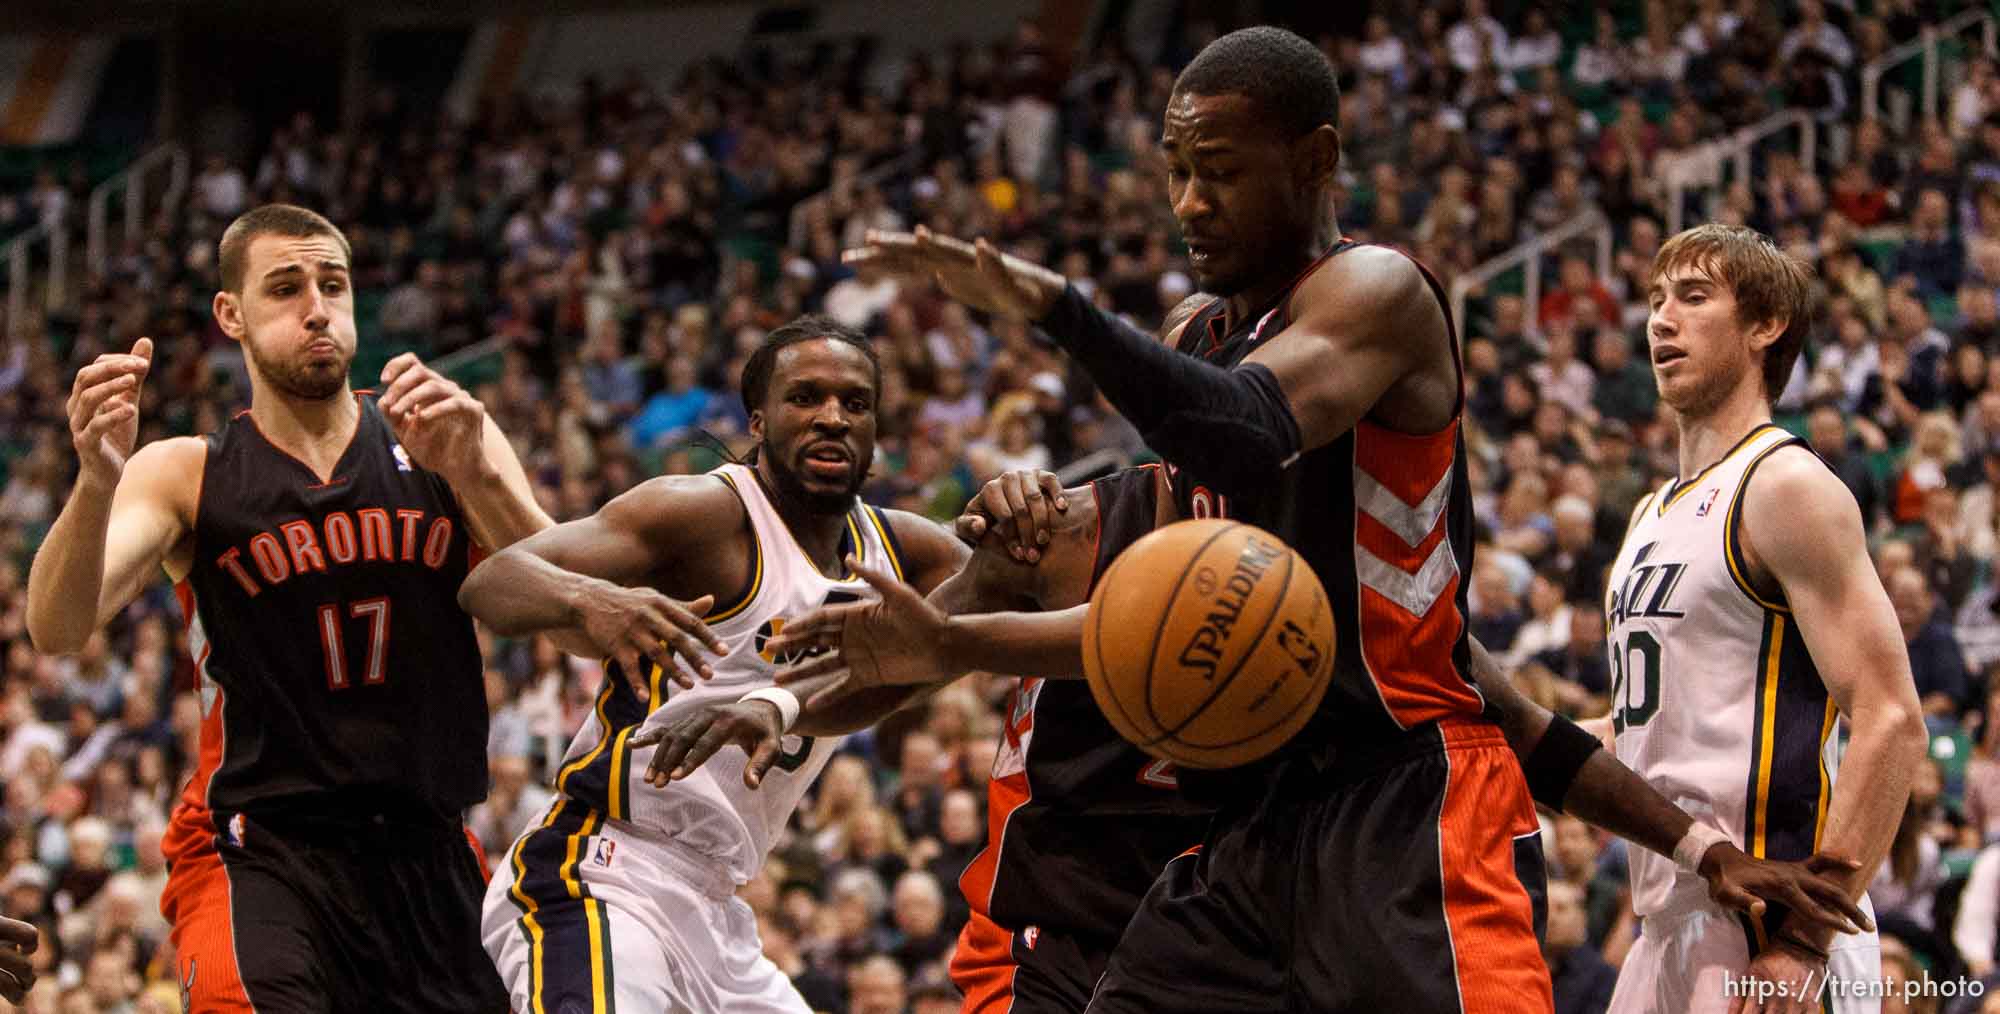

{"left": 4, "top": 0, "right": 2000, "bottom": 1010}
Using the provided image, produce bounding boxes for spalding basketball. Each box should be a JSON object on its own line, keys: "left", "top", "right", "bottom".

{"left": 1081, "top": 519, "right": 1337, "bottom": 769}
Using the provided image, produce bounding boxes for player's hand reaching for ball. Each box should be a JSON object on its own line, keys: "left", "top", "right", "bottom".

{"left": 767, "top": 557, "right": 955, "bottom": 703}
{"left": 570, "top": 579, "right": 726, "bottom": 696}
{"left": 954, "top": 469, "right": 1067, "bottom": 562}
{"left": 632, "top": 699, "right": 785, "bottom": 790}
{"left": 378, "top": 354, "right": 489, "bottom": 487}
{"left": 66, "top": 337, "right": 152, "bottom": 490}
{"left": 843, "top": 227, "right": 1067, "bottom": 322}
{"left": 1699, "top": 847, "right": 1871, "bottom": 939}
{"left": 0, "top": 916, "right": 38, "bottom": 1003}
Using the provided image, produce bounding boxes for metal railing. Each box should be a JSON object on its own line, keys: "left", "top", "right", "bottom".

{"left": 87, "top": 144, "right": 189, "bottom": 276}
{"left": 1448, "top": 208, "right": 1611, "bottom": 341}
{"left": 1861, "top": 9, "right": 1996, "bottom": 129}
{"left": 1658, "top": 109, "right": 1818, "bottom": 236}
{"left": 1, "top": 214, "right": 68, "bottom": 338}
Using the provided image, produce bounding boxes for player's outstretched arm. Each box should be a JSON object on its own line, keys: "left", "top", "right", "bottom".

{"left": 1741, "top": 449, "right": 1928, "bottom": 955}
{"left": 376, "top": 353, "right": 553, "bottom": 551}
{"left": 457, "top": 475, "right": 731, "bottom": 691}
{"left": 849, "top": 230, "right": 1430, "bottom": 498}
{"left": 28, "top": 339, "right": 203, "bottom": 654}
{"left": 1470, "top": 638, "right": 1870, "bottom": 938}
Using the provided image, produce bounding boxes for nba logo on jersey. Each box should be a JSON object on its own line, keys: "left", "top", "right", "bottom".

{"left": 391, "top": 443, "right": 412, "bottom": 472}
{"left": 592, "top": 838, "right": 616, "bottom": 868}
{"left": 1694, "top": 488, "right": 1720, "bottom": 517}
{"left": 225, "top": 813, "right": 246, "bottom": 847}
{"left": 1023, "top": 926, "right": 1040, "bottom": 950}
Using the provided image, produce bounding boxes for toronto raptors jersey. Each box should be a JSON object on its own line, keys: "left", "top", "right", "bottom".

{"left": 1606, "top": 424, "right": 1849, "bottom": 919}
{"left": 169, "top": 393, "right": 488, "bottom": 848}
{"left": 959, "top": 465, "right": 1214, "bottom": 948}
{"left": 1170, "top": 241, "right": 1484, "bottom": 794}
{"left": 551, "top": 463, "right": 901, "bottom": 885}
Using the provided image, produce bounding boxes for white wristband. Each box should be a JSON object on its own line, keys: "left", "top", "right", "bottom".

{"left": 740, "top": 687, "right": 801, "bottom": 734}
{"left": 1674, "top": 822, "right": 1731, "bottom": 874}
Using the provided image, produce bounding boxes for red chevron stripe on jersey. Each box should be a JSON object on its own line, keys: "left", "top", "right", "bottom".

{"left": 1351, "top": 417, "right": 1482, "bottom": 727}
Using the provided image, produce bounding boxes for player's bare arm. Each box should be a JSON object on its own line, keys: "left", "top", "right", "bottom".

{"left": 1471, "top": 639, "right": 1869, "bottom": 938}
{"left": 28, "top": 338, "right": 206, "bottom": 653}
{"left": 1738, "top": 448, "right": 1928, "bottom": 957}
{"left": 457, "top": 474, "right": 735, "bottom": 692}
{"left": 636, "top": 509, "right": 973, "bottom": 788}
{"left": 377, "top": 352, "right": 552, "bottom": 552}
{"left": 845, "top": 229, "right": 1440, "bottom": 499}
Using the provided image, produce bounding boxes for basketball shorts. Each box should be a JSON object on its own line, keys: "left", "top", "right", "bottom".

{"left": 952, "top": 907, "right": 1118, "bottom": 1014}
{"left": 1087, "top": 717, "right": 1553, "bottom": 1014}
{"left": 1608, "top": 891, "right": 1881, "bottom": 1014}
{"left": 484, "top": 798, "right": 809, "bottom": 1014}
{"left": 160, "top": 809, "right": 506, "bottom": 1013}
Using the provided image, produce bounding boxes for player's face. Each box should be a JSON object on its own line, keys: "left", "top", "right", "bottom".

{"left": 1645, "top": 265, "right": 1779, "bottom": 418}
{"left": 751, "top": 339, "right": 878, "bottom": 516}
{"left": 215, "top": 233, "right": 356, "bottom": 401}
{"left": 1161, "top": 92, "right": 1319, "bottom": 297}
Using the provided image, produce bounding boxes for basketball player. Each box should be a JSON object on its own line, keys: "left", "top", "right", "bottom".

{"left": 748, "top": 460, "right": 1869, "bottom": 1014}
{"left": 824, "top": 25, "right": 1556, "bottom": 1012}
{"left": 1597, "top": 227, "right": 1926, "bottom": 1014}
{"left": 454, "top": 315, "right": 975, "bottom": 1014}
{"left": 25, "top": 204, "right": 549, "bottom": 1012}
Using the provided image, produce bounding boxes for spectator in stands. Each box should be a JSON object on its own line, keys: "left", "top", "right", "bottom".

{"left": 1589, "top": 328, "right": 1655, "bottom": 426}
{"left": 1899, "top": 188, "right": 1969, "bottom": 299}
{"left": 1530, "top": 604, "right": 1612, "bottom": 716}
{"left": 1539, "top": 254, "right": 1620, "bottom": 331}
{"left": 1892, "top": 567, "right": 1975, "bottom": 724}
{"left": 1808, "top": 399, "right": 1888, "bottom": 531}
{"left": 1546, "top": 878, "right": 1616, "bottom": 1014}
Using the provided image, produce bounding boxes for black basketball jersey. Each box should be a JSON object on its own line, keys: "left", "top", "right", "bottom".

{"left": 1168, "top": 242, "right": 1484, "bottom": 775}
{"left": 171, "top": 393, "right": 487, "bottom": 831}
{"left": 961, "top": 465, "right": 1214, "bottom": 946}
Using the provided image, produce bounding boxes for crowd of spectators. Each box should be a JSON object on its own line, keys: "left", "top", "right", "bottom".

{"left": 2, "top": 0, "right": 2000, "bottom": 1010}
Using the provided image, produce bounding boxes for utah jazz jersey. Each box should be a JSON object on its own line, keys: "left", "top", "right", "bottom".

{"left": 549, "top": 463, "right": 901, "bottom": 885}
{"left": 1169, "top": 242, "right": 1483, "bottom": 772}
{"left": 1606, "top": 424, "right": 1844, "bottom": 917}
{"left": 168, "top": 393, "right": 487, "bottom": 852}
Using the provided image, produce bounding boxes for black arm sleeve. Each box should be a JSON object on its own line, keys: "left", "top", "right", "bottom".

{"left": 1035, "top": 283, "right": 1301, "bottom": 495}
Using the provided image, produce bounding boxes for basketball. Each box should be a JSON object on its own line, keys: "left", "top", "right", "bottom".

{"left": 1081, "top": 519, "right": 1337, "bottom": 770}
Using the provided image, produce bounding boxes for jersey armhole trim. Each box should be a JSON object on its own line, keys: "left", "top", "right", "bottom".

{"left": 1724, "top": 440, "right": 1803, "bottom": 615}
{"left": 863, "top": 505, "right": 907, "bottom": 582}
{"left": 705, "top": 473, "right": 764, "bottom": 623}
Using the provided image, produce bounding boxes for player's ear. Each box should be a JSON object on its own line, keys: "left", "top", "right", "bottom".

{"left": 1747, "top": 314, "right": 1786, "bottom": 355}
{"left": 748, "top": 409, "right": 765, "bottom": 444}
{"left": 1297, "top": 125, "right": 1340, "bottom": 189}
{"left": 213, "top": 290, "right": 245, "bottom": 342}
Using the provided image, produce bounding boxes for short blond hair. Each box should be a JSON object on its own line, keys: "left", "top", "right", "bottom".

{"left": 1649, "top": 224, "right": 1814, "bottom": 400}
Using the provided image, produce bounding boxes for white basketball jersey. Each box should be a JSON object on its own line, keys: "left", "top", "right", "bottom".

{"left": 1605, "top": 424, "right": 1845, "bottom": 918}
{"left": 549, "top": 463, "right": 903, "bottom": 885}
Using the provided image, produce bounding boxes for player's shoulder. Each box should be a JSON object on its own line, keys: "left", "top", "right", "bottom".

{"left": 606, "top": 471, "right": 748, "bottom": 532}
{"left": 125, "top": 437, "right": 209, "bottom": 492}
{"left": 1739, "top": 441, "right": 1863, "bottom": 561}
{"left": 1295, "top": 244, "right": 1439, "bottom": 335}
{"left": 873, "top": 507, "right": 968, "bottom": 571}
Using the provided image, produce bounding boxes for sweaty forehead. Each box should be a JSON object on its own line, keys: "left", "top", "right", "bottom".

{"left": 1162, "top": 92, "right": 1267, "bottom": 145}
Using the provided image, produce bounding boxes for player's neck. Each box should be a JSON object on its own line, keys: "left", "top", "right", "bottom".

{"left": 751, "top": 459, "right": 852, "bottom": 577}
{"left": 1226, "top": 221, "right": 1341, "bottom": 325}
{"left": 1674, "top": 380, "right": 1771, "bottom": 483}
{"left": 249, "top": 383, "right": 361, "bottom": 478}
